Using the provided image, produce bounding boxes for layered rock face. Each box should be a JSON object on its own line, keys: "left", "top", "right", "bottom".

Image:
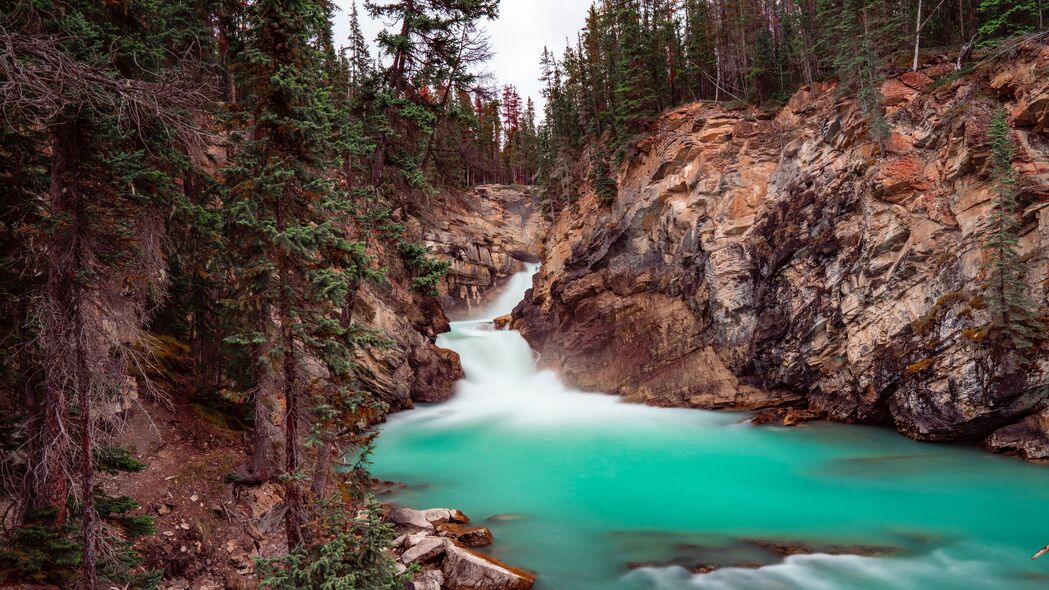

{"left": 514, "top": 47, "right": 1049, "bottom": 448}
{"left": 351, "top": 282, "right": 462, "bottom": 409}
{"left": 425, "top": 185, "right": 545, "bottom": 315}
{"left": 352, "top": 184, "right": 545, "bottom": 409}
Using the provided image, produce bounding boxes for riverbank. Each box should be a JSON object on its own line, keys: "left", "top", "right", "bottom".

{"left": 372, "top": 267, "right": 1049, "bottom": 590}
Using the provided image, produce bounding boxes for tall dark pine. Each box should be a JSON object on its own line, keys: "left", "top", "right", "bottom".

{"left": 0, "top": 1, "right": 208, "bottom": 586}
{"left": 983, "top": 107, "right": 1045, "bottom": 354}
{"left": 225, "top": 0, "right": 354, "bottom": 548}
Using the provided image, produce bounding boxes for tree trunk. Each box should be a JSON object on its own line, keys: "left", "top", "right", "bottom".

{"left": 248, "top": 309, "right": 279, "bottom": 482}
{"left": 913, "top": 0, "right": 923, "bottom": 71}
{"left": 44, "top": 120, "right": 98, "bottom": 589}
{"left": 277, "top": 196, "right": 303, "bottom": 549}
{"left": 77, "top": 322, "right": 98, "bottom": 590}
{"left": 33, "top": 122, "right": 88, "bottom": 526}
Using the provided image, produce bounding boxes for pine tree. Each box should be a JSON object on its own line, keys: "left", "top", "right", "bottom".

{"left": 982, "top": 107, "right": 1045, "bottom": 354}
{"left": 346, "top": 1, "right": 374, "bottom": 91}
{"left": 225, "top": 0, "right": 368, "bottom": 548}
{"left": 0, "top": 2, "right": 209, "bottom": 586}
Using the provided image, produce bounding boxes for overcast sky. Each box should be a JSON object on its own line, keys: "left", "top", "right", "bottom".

{"left": 331, "top": 0, "right": 592, "bottom": 114}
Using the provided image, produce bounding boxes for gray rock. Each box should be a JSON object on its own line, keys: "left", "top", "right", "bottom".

{"left": 985, "top": 410, "right": 1049, "bottom": 461}
{"left": 400, "top": 537, "right": 449, "bottom": 564}
{"left": 387, "top": 506, "right": 469, "bottom": 531}
{"left": 442, "top": 543, "right": 535, "bottom": 590}
{"left": 412, "top": 570, "right": 444, "bottom": 590}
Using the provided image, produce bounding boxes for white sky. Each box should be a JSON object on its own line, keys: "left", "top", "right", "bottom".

{"left": 332, "top": 0, "right": 593, "bottom": 114}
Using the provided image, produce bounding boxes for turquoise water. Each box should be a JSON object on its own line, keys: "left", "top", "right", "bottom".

{"left": 371, "top": 267, "right": 1049, "bottom": 589}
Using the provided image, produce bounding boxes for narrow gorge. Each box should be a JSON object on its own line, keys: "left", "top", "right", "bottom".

{"left": 4, "top": 3, "right": 1049, "bottom": 590}
{"left": 369, "top": 42, "right": 1049, "bottom": 590}
{"left": 511, "top": 46, "right": 1049, "bottom": 453}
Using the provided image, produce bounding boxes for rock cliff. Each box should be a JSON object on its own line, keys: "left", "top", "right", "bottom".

{"left": 352, "top": 184, "right": 545, "bottom": 409}
{"left": 513, "top": 46, "right": 1049, "bottom": 452}
{"left": 424, "top": 185, "right": 545, "bottom": 315}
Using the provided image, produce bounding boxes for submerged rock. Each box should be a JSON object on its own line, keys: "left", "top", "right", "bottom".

{"left": 622, "top": 532, "right": 900, "bottom": 574}
{"left": 486, "top": 513, "right": 526, "bottom": 522}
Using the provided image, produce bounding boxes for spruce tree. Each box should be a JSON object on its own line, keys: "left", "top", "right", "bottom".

{"left": 982, "top": 107, "right": 1045, "bottom": 354}
{"left": 224, "top": 0, "right": 369, "bottom": 548}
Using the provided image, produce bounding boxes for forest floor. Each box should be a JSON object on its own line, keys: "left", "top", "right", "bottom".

{"left": 108, "top": 392, "right": 281, "bottom": 589}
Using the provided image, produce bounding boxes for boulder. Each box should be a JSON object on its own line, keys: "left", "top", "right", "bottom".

{"left": 413, "top": 570, "right": 445, "bottom": 590}
{"left": 437, "top": 523, "right": 494, "bottom": 547}
{"left": 985, "top": 410, "right": 1049, "bottom": 461}
{"left": 387, "top": 506, "right": 470, "bottom": 531}
{"left": 442, "top": 544, "right": 536, "bottom": 590}
{"left": 400, "top": 536, "right": 450, "bottom": 564}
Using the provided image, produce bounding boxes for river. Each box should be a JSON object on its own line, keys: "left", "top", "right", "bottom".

{"left": 371, "top": 265, "right": 1049, "bottom": 590}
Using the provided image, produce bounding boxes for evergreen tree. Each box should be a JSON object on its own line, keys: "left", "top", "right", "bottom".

{"left": 224, "top": 0, "right": 369, "bottom": 548}
{"left": 982, "top": 107, "right": 1045, "bottom": 354}
{"left": 0, "top": 2, "right": 210, "bottom": 586}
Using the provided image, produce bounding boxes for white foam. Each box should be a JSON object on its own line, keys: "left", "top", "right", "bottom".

{"left": 387, "top": 266, "right": 739, "bottom": 431}
{"left": 625, "top": 548, "right": 1001, "bottom": 590}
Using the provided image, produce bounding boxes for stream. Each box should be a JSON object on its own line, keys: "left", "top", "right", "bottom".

{"left": 371, "top": 265, "right": 1049, "bottom": 589}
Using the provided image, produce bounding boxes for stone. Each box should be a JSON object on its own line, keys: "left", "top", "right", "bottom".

{"left": 424, "top": 185, "right": 546, "bottom": 314}
{"left": 442, "top": 543, "right": 536, "bottom": 590}
{"left": 413, "top": 570, "right": 445, "bottom": 590}
{"left": 512, "top": 61, "right": 1049, "bottom": 456}
{"left": 387, "top": 506, "right": 470, "bottom": 530}
{"left": 985, "top": 410, "right": 1049, "bottom": 461}
{"left": 437, "top": 523, "right": 494, "bottom": 547}
{"left": 493, "top": 314, "right": 513, "bottom": 330}
{"left": 399, "top": 536, "right": 449, "bottom": 564}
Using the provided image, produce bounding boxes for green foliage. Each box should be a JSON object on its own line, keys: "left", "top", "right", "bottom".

{"left": 256, "top": 498, "right": 407, "bottom": 590}
{"left": 400, "top": 243, "right": 450, "bottom": 296}
{"left": 981, "top": 107, "right": 1046, "bottom": 354}
{"left": 0, "top": 511, "right": 81, "bottom": 587}
{"left": 589, "top": 152, "right": 618, "bottom": 205}
{"left": 819, "top": 0, "right": 903, "bottom": 153}
{"left": 94, "top": 447, "right": 146, "bottom": 475}
{"left": 978, "top": 0, "right": 1044, "bottom": 42}
{"left": 0, "top": 495, "right": 158, "bottom": 588}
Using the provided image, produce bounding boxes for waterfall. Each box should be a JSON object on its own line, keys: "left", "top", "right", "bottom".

{"left": 373, "top": 266, "right": 1049, "bottom": 590}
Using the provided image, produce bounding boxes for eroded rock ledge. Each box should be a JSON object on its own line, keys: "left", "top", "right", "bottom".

{"left": 513, "top": 47, "right": 1049, "bottom": 453}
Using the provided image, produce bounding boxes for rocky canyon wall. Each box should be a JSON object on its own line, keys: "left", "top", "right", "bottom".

{"left": 424, "top": 185, "right": 545, "bottom": 315}
{"left": 354, "top": 184, "right": 546, "bottom": 410}
{"left": 513, "top": 45, "right": 1049, "bottom": 457}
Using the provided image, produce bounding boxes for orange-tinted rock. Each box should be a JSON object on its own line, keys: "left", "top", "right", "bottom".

{"left": 514, "top": 53, "right": 1049, "bottom": 450}
{"left": 875, "top": 154, "right": 925, "bottom": 200}
{"left": 881, "top": 78, "right": 917, "bottom": 106}
{"left": 437, "top": 522, "right": 494, "bottom": 547}
{"left": 899, "top": 70, "right": 933, "bottom": 91}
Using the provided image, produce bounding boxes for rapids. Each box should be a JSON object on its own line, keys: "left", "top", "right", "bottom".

{"left": 371, "top": 265, "right": 1049, "bottom": 590}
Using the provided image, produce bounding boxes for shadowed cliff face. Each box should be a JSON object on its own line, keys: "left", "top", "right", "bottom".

{"left": 513, "top": 47, "right": 1049, "bottom": 453}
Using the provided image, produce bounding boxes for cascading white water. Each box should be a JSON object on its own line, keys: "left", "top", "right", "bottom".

{"left": 373, "top": 266, "right": 1049, "bottom": 590}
